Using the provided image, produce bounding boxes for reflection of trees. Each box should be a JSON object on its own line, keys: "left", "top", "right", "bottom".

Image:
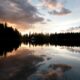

{"left": 23, "top": 33, "right": 80, "bottom": 47}
{"left": 0, "top": 23, "right": 22, "bottom": 56}
{"left": 0, "top": 42, "right": 21, "bottom": 56}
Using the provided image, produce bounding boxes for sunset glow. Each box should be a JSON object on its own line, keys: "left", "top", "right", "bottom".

{"left": 0, "top": 0, "right": 80, "bottom": 34}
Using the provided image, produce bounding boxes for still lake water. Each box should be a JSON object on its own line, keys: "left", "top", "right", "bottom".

{"left": 0, "top": 44, "right": 80, "bottom": 80}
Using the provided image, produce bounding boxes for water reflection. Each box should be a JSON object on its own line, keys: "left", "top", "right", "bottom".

{"left": 0, "top": 42, "right": 21, "bottom": 57}
{"left": 28, "top": 64, "right": 72, "bottom": 80}
{"left": 0, "top": 47, "right": 44, "bottom": 80}
{"left": 0, "top": 44, "right": 80, "bottom": 80}
{"left": 66, "top": 47, "right": 80, "bottom": 53}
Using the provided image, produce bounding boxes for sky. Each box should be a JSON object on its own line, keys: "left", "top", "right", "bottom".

{"left": 0, "top": 0, "right": 80, "bottom": 34}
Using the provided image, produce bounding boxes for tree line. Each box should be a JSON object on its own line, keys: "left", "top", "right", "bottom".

{"left": 23, "top": 32, "right": 80, "bottom": 46}
{"left": 0, "top": 23, "right": 21, "bottom": 41}
{"left": 0, "top": 23, "right": 21, "bottom": 56}
{"left": 1, "top": 22, "right": 80, "bottom": 56}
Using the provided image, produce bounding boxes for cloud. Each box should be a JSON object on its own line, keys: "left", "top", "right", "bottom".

{"left": 0, "top": 0, "right": 44, "bottom": 30}
{"left": 52, "top": 8, "right": 71, "bottom": 15}
{"left": 41, "top": 0, "right": 71, "bottom": 16}
{"left": 42, "top": 0, "right": 58, "bottom": 9}
{"left": 66, "top": 26, "right": 80, "bottom": 32}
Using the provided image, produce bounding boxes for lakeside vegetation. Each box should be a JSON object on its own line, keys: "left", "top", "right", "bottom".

{"left": 0, "top": 23, "right": 21, "bottom": 41}
{"left": 0, "top": 23, "right": 22, "bottom": 56}
{"left": 1, "top": 23, "right": 80, "bottom": 56}
{"left": 23, "top": 32, "right": 80, "bottom": 46}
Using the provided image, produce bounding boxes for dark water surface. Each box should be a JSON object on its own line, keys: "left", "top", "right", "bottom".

{"left": 0, "top": 44, "right": 80, "bottom": 80}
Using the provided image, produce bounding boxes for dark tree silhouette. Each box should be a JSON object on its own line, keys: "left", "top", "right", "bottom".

{"left": 0, "top": 23, "right": 22, "bottom": 56}
{"left": 23, "top": 32, "right": 80, "bottom": 47}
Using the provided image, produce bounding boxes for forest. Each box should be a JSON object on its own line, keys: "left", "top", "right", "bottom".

{"left": 0, "top": 22, "right": 80, "bottom": 56}
{"left": 0, "top": 23, "right": 21, "bottom": 56}
{"left": 0, "top": 23, "right": 80, "bottom": 47}
{"left": 23, "top": 32, "right": 80, "bottom": 46}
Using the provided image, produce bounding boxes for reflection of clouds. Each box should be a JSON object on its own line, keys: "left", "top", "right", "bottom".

{"left": 0, "top": 47, "right": 44, "bottom": 80}
{"left": 28, "top": 64, "right": 72, "bottom": 80}
{"left": 6, "top": 46, "right": 33, "bottom": 57}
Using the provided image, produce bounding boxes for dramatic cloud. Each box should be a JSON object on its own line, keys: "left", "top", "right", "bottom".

{"left": 0, "top": 0, "right": 44, "bottom": 30}
{"left": 41, "top": 0, "right": 71, "bottom": 16}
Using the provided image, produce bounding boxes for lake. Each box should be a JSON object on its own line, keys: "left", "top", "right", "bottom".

{"left": 0, "top": 43, "right": 80, "bottom": 80}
